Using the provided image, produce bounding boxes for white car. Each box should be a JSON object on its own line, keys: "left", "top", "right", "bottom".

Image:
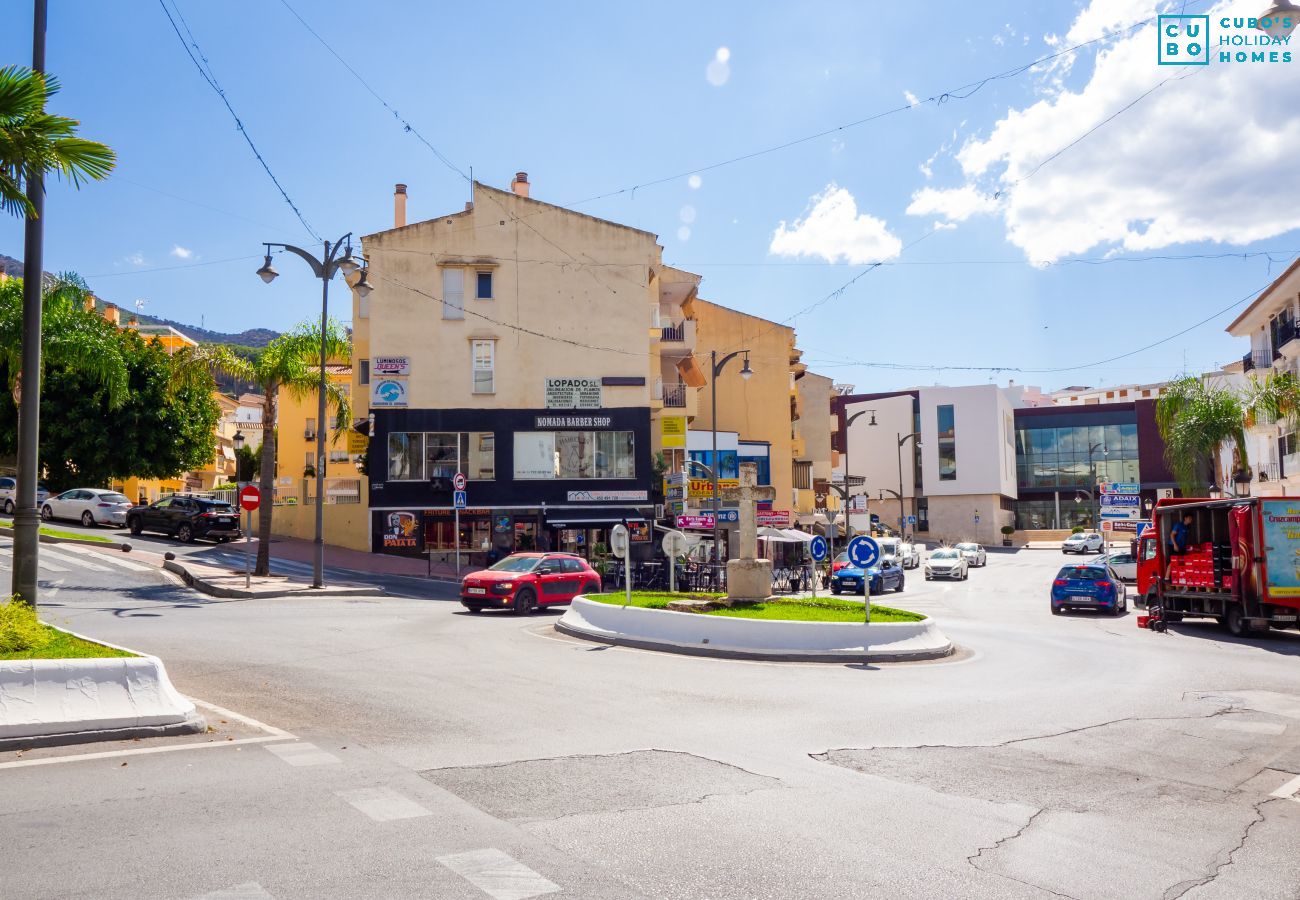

{"left": 41, "top": 488, "right": 133, "bottom": 527}
{"left": 955, "top": 542, "right": 987, "bottom": 567}
{"left": 876, "top": 539, "right": 921, "bottom": 570}
{"left": 0, "top": 476, "right": 50, "bottom": 515}
{"left": 1063, "top": 532, "right": 1105, "bottom": 554}
{"left": 1098, "top": 552, "right": 1136, "bottom": 582}
{"left": 925, "top": 548, "right": 969, "bottom": 581}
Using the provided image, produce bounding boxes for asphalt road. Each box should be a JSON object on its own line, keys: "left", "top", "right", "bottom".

{"left": 3, "top": 546, "right": 1300, "bottom": 899}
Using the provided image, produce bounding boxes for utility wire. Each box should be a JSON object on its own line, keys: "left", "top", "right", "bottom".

{"left": 158, "top": 0, "right": 321, "bottom": 241}
{"left": 276, "top": 0, "right": 469, "bottom": 183}
{"left": 84, "top": 254, "right": 262, "bottom": 278}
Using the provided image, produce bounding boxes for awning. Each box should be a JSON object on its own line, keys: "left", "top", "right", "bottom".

{"left": 758, "top": 526, "right": 800, "bottom": 543}
{"left": 220, "top": 446, "right": 236, "bottom": 461}
{"left": 781, "top": 529, "right": 817, "bottom": 543}
{"left": 546, "top": 508, "right": 647, "bottom": 527}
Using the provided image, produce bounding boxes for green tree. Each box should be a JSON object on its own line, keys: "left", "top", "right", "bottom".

{"left": 1155, "top": 375, "right": 1247, "bottom": 496}
{"left": 0, "top": 65, "right": 115, "bottom": 218}
{"left": 220, "top": 321, "right": 351, "bottom": 576}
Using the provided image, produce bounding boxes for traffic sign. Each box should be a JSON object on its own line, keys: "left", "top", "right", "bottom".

{"left": 906, "top": 515, "right": 917, "bottom": 525}
{"left": 662, "top": 530, "right": 689, "bottom": 557}
{"left": 1101, "top": 482, "right": 1141, "bottom": 494}
{"left": 452, "top": 472, "right": 466, "bottom": 491}
{"left": 809, "top": 535, "right": 829, "bottom": 562}
{"left": 453, "top": 490, "right": 467, "bottom": 509}
{"left": 239, "top": 485, "right": 261, "bottom": 511}
{"left": 847, "top": 535, "right": 880, "bottom": 569}
{"left": 610, "top": 524, "right": 629, "bottom": 556}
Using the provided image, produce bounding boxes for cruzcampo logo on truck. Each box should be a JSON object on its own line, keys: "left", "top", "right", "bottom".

{"left": 1261, "top": 500, "right": 1300, "bottom": 597}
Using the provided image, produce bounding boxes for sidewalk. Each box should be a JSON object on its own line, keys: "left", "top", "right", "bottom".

{"left": 1023, "top": 540, "right": 1126, "bottom": 550}
{"left": 260, "top": 535, "right": 462, "bottom": 580}
{"left": 162, "top": 557, "right": 380, "bottom": 600}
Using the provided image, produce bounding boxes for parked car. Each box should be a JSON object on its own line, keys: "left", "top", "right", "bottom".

{"left": 126, "top": 495, "right": 241, "bottom": 543}
{"left": 41, "top": 488, "right": 133, "bottom": 527}
{"left": 1098, "top": 551, "right": 1136, "bottom": 582}
{"left": 955, "top": 542, "right": 987, "bottom": 567}
{"left": 1051, "top": 563, "right": 1127, "bottom": 616}
{"left": 925, "top": 548, "right": 969, "bottom": 581}
{"left": 830, "top": 558, "right": 904, "bottom": 595}
{"left": 0, "top": 477, "right": 50, "bottom": 514}
{"left": 1063, "top": 532, "right": 1105, "bottom": 554}
{"left": 831, "top": 551, "right": 853, "bottom": 573}
{"left": 877, "top": 538, "right": 922, "bottom": 570}
{"left": 460, "top": 552, "right": 602, "bottom": 614}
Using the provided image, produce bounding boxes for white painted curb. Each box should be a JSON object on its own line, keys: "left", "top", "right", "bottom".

{"left": 557, "top": 597, "right": 953, "bottom": 661}
{"left": 0, "top": 628, "right": 202, "bottom": 743}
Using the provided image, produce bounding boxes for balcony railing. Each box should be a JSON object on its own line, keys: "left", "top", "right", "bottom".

{"left": 662, "top": 383, "right": 687, "bottom": 408}
{"left": 661, "top": 321, "right": 685, "bottom": 342}
{"left": 1252, "top": 349, "right": 1274, "bottom": 370}
{"left": 1243, "top": 351, "right": 1255, "bottom": 372}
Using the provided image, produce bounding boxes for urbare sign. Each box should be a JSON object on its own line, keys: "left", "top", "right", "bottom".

{"left": 545, "top": 378, "right": 602, "bottom": 409}
{"left": 534, "top": 414, "right": 613, "bottom": 429}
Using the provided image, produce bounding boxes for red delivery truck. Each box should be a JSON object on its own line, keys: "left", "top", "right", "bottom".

{"left": 1135, "top": 496, "right": 1300, "bottom": 637}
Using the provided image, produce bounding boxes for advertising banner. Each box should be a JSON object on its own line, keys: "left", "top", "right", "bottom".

{"left": 381, "top": 511, "right": 421, "bottom": 551}
{"left": 687, "top": 478, "right": 739, "bottom": 498}
{"left": 1262, "top": 499, "right": 1300, "bottom": 598}
{"left": 545, "top": 378, "right": 603, "bottom": 409}
{"left": 372, "top": 356, "right": 411, "bottom": 376}
{"left": 757, "top": 510, "right": 792, "bottom": 527}
{"left": 676, "top": 514, "right": 714, "bottom": 529}
{"left": 660, "top": 416, "right": 687, "bottom": 448}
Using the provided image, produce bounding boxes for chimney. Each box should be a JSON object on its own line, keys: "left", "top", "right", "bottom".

{"left": 84, "top": 294, "right": 96, "bottom": 313}
{"left": 103, "top": 304, "right": 119, "bottom": 327}
{"left": 394, "top": 183, "right": 407, "bottom": 228}
{"left": 510, "top": 171, "right": 529, "bottom": 198}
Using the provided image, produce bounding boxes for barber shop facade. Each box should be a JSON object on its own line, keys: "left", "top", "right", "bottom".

{"left": 368, "top": 407, "right": 654, "bottom": 563}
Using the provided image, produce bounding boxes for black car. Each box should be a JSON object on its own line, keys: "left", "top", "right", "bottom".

{"left": 126, "top": 495, "right": 241, "bottom": 543}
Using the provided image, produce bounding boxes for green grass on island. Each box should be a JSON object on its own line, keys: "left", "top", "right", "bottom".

{"left": 0, "top": 519, "right": 114, "bottom": 543}
{"left": 0, "top": 599, "right": 134, "bottom": 660}
{"left": 587, "top": 592, "right": 925, "bottom": 623}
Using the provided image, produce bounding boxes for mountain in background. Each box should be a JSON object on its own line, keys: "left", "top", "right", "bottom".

{"left": 0, "top": 253, "right": 280, "bottom": 348}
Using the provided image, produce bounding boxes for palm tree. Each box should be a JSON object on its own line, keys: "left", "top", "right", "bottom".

{"left": 0, "top": 273, "right": 128, "bottom": 410}
{"left": 1156, "top": 375, "right": 1247, "bottom": 496}
{"left": 0, "top": 65, "right": 115, "bottom": 218}
{"left": 221, "top": 321, "right": 351, "bottom": 576}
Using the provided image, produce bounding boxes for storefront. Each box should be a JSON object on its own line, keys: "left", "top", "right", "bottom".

{"left": 368, "top": 407, "right": 655, "bottom": 558}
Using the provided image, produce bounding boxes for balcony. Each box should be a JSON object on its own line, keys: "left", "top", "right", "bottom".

{"left": 1243, "top": 351, "right": 1255, "bottom": 372}
{"left": 658, "top": 318, "right": 695, "bottom": 357}
{"left": 661, "top": 382, "right": 687, "bottom": 408}
{"left": 1278, "top": 321, "right": 1300, "bottom": 360}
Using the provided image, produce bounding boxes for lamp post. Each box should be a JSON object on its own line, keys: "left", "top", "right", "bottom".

{"left": 1087, "top": 442, "right": 1107, "bottom": 530}
{"left": 1256, "top": 1, "right": 1300, "bottom": 37}
{"left": 233, "top": 430, "right": 251, "bottom": 589}
{"left": 842, "top": 406, "right": 877, "bottom": 539}
{"left": 897, "top": 431, "right": 921, "bottom": 540}
{"left": 709, "top": 349, "right": 753, "bottom": 567}
{"left": 256, "top": 235, "right": 372, "bottom": 588}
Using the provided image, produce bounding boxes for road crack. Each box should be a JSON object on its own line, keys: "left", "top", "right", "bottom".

{"left": 1161, "top": 797, "right": 1275, "bottom": 900}
{"left": 966, "top": 808, "right": 1080, "bottom": 900}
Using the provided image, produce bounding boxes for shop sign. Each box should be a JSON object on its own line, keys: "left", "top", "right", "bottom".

{"left": 382, "top": 511, "right": 421, "bottom": 550}
{"left": 545, "top": 378, "right": 602, "bottom": 409}
{"left": 687, "top": 478, "right": 739, "bottom": 498}
{"left": 347, "top": 432, "right": 368, "bottom": 454}
{"left": 533, "top": 414, "right": 613, "bottom": 429}
{"left": 372, "top": 356, "right": 411, "bottom": 376}
{"left": 566, "top": 490, "right": 649, "bottom": 502}
{"left": 757, "top": 510, "right": 792, "bottom": 527}
{"left": 629, "top": 521, "right": 651, "bottom": 542}
{"left": 661, "top": 416, "right": 687, "bottom": 448}
{"left": 668, "top": 500, "right": 686, "bottom": 516}
{"left": 371, "top": 378, "right": 409, "bottom": 407}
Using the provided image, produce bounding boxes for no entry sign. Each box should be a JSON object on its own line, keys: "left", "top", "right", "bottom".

{"left": 240, "top": 485, "right": 261, "bottom": 511}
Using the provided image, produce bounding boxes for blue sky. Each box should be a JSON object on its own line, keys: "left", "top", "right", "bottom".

{"left": 3, "top": 0, "right": 1297, "bottom": 392}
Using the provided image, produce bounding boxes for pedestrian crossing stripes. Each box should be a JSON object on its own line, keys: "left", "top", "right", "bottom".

{"left": 436, "top": 848, "right": 561, "bottom": 900}
{"left": 334, "top": 786, "right": 432, "bottom": 822}
{"left": 81, "top": 549, "right": 153, "bottom": 572}
{"left": 0, "top": 542, "right": 152, "bottom": 576}
{"left": 265, "top": 742, "right": 340, "bottom": 767}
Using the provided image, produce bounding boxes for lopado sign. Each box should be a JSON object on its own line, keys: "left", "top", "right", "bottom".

{"left": 545, "top": 378, "right": 602, "bottom": 409}
{"left": 757, "top": 510, "right": 792, "bottom": 527}
{"left": 372, "top": 356, "right": 410, "bottom": 376}
{"left": 687, "top": 478, "right": 739, "bottom": 498}
{"left": 370, "top": 378, "right": 409, "bottom": 407}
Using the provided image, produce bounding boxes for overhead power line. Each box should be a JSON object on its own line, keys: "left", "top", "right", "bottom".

{"left": 158, "top": 0, "right": 321, "bottom": 241}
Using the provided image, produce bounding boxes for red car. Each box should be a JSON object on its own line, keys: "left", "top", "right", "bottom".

{"left": 460, "top": 552, "right": 602, "bottom": 614}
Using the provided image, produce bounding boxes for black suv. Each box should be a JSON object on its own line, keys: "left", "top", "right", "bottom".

{"left": 126, "top": 495, "right": 241, "bottom": 543}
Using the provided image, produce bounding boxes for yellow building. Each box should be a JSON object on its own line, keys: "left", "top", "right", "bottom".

{"left": 272, "top": 364, "right": 361, "bottom": 504}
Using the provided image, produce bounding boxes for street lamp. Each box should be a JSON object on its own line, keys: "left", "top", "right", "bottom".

{"left": 256, "top": 234, "right": 369, "bottom": 588}
{"left": 1256, "top": 1, "right": 1300, "bottom": 37}
{"left": 897, "top": 431, "right": 921, "bottom": 539}
{"left": 232, "top": 430, "right": 245, "bottom": 481}
{"left": 1087, "top": 442, "right": 1107, "bottom": 529}
{"left": 842, "top": 405, "right": 877, "bottom": 539}
{"left": 1233, "top": 468, "right": 1252, "bottom": 498}
{"left": 709, "top": 349, "right": 753, "bottom": 566}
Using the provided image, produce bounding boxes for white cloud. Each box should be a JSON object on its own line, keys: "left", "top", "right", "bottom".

{"left": 126, "top": 252, "right": 146, "bottom": 266}
{"left": 906, "top": 185, "right": 999, "bottom": 223}
{"left": 769, "top": 184, "right": 903, "bottom": 264}
{"left": 909, "top": 0, "right": 1300, "bottom": 262}
{"left": 170, "top": 245, "right": 193, "bottom": 259}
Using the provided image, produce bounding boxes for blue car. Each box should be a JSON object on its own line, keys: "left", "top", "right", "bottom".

{"left": 831, "top": 559, "right": 905, "bottom": 595}
{"left": 1051, "top": 564, "right": 1127, "bottom": 616}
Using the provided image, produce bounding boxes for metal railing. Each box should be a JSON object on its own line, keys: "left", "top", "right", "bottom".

{"left": 1253, "top": 348, "right": 1274, "bottom": 370}
{"left": 1243, "top": 351, "right": 1255, "bottom": 372}
{"left": 661, "top": 321, "right": 685, "bottom": 342}
{"left": 662, "top": 383, "right": 687, "bottom": 407}
{"left": 304, "top": 477, "right": 362, "bottom": 505}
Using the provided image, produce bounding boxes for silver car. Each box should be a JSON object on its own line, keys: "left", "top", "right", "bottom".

{"left": 1063, "top": 532, "right": 1105, "bottom": 554}
{"left": 0, "top": 476, "right": 50, "bottom": 515}
{"left": 925, "top": 548, "right": 969, "bottom": 581}
{"left": 955, "top": 542, "right": 987, "bottom": 567}
{"left": 41, "top": 488, "right": 133, "bottom": 527}
{"left": 1099, "top": 552, "right": 1136, "bottom": 582}
{"left": 876, "top": 538, "right": 921, "bottom": 570}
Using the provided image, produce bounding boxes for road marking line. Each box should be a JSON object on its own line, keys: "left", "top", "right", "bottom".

{"left": 436, "top": 848, "right": 561, "bottom": 900}
{"left": 82, "top": 549, "right": 153, "bottom": 572}
{"left": 335, "top": 786, "right": 432, "bottom": 822}
{"left": 189, "top": 698, "right": 295, "bottom": 739}
{"left": 1270, "top": 773, "right": 1300, "bottom": 800}
{"left": 40, "top": 548, "right": 109, "bottom": 572}
{"left": 265, "top": 742, "right": 340, "bottom": 767}
{"left": 194, "top": 883, "right": 275, "bottom": 899}
{"left": 0, "top": 735, "right": 290, "bottom": 770}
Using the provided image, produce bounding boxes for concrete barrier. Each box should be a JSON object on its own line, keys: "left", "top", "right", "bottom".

{"left": 556, "top": 597, "right": 953, "bottom": 662}
{"left": 0, "top": 630, "right": 204, "bottom": 748}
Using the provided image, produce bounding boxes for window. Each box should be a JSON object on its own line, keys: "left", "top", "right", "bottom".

{"left": 304, "top": 451, "right": 314, "bottom": 468}
{"left": 476, "top": 271, "right": 493, "bottom": 300}
{"left": 560, "top": 558, "right": 584, "bottom": 574}
{"left": 472, "top": 340, "right": 494, "bottom": 394}
{"left": 937, "top": 404, "right": 957, "bottom": 481}
{"left": 329, "top": 450, "right": 349, "bottom": 463}
{"left": 442, "top": 268, "right": 464, "bottom": 320}
{"left": 305, "top": 418, "right": 316, "bottom": 439}
{"left": 793, "top": 460, "right": 812, "bottom": 490}
{"left": 359, "top": 360, "right": 370, "bottom": 385}
{"left": 513, "top": 431, "right": 636, "bottom": 480}
{"left": 386, "top": 431, "right": 496, "bottom": 481}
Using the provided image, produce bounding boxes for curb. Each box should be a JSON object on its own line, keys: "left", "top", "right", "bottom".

{"left": 0, "top": 524, "right": 131, "bottom": 552}
{"left": 162, "top": 559, "right": 382, "bottom": 599}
